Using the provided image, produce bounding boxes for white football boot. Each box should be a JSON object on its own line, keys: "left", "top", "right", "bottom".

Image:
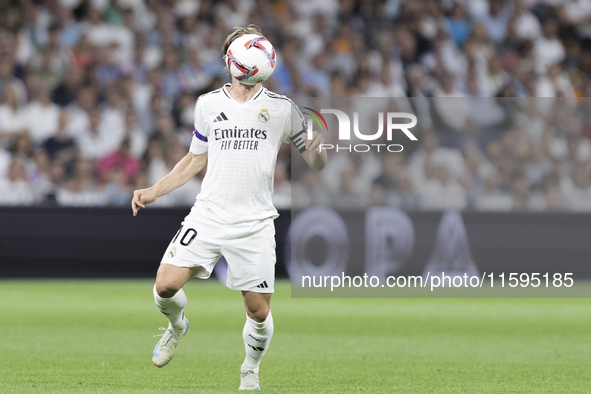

{"left": 239, "top": 369, "right": 260, "bottom": 390}
{"left": 152, "top": 316, "right": 190, "bottom": 368}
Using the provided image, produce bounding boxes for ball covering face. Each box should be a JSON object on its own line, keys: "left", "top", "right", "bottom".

{"left": 226, "top": 34, "right": 276, "bottom": 85}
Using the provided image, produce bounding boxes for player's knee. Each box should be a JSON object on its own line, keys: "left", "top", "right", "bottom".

{"left": 155, "top": 280, "right": 181, "bottom": 298}
{"left": 247, "top": 305, "right": 270, "bottom": 322}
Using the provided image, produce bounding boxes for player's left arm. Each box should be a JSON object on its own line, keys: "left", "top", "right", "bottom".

{"left": 287, "top": 101, "right": 327, "bottom": 171}
{"left": 301, "top": 130, "right": 327, "bottom": 171}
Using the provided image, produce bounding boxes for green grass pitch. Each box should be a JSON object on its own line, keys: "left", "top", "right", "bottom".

{"left": 0, "top": 280, "right": 589, "bottom": 393}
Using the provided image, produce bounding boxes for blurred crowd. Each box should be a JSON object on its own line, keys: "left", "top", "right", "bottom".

{"left": 1, "top": 0, "right": 591, "bottom": 211}
{"left": 292, "top": 96, "right": 591, "bottom": 212}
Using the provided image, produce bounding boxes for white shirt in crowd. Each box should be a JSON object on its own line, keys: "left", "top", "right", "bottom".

{"left": 0, "top": 105, "right": 27, "bottom": 133}
{"left": 56, "top": 188, "right": 109, "bottom": 206}
{"left": 25, "top": 101, "right": 60, "bottom": 144}
{"left": 0, "top": 179, "right": 35, "bottom": 205}
{"left": 476, "top": 192, "right": 513, "bottom": 211}
{"left": 534, "top": 36, "right": 565, "bottom": 72}
{"left": 76, "top": 116, "right": 122, "bottom": 160}
{"left": 515, "top": 10, "right": 542, "bottom": 41}
{"left": 66, "top": 105, "right": 90, "bottom": 137}
{"left": 0, "top": 149, "right": 11, "bottom": 180}
{"left": 419, "top": 179, "right": 468, "bottom": 211}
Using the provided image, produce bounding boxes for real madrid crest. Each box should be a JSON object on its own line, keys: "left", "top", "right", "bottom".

{"left": 258, "top": 109, "right": 270, "bottom": 123}
{"left": 168, "top": 247, "right": 177, "bottom": 258}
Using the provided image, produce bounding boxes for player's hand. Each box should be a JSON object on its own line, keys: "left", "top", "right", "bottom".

{"left": 303, "top": 130, "right": 324, "bottom": 153}
{"left": 131, "top": 188, "right": 158, "bottom": 216}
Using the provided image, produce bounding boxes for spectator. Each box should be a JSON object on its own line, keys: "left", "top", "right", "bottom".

{"left": 564, "top": 165, "right": 591, "bottom": 211}
{"left": 477, "top": 0, "right": 512, "bottom": 45}
{"left": 179, "top": 47, "right": 213, "bottom": 93}
{"left": 513, "top": 0, "right": 542, "bottom": 41}
{"left": 103, "top": 166, "right": 132, "bottom": 206}
{"left": 144, "top": 138, "right": 168, "bottom": 186}
{"left": 29, "top": 47, "right": 66, "bottom": 89}
{"left": 43, "top": 110, "right": 76, "bottom": 161}
{"left": 57, "top": 158, "right": 107, "bottom": 206}
{"left": 29, "top": 148, "right": 54, "bottom": 202}
{"left": 26, "top": 82, "right": 60, "bottom": 144}
{"left": 76, "top": 109, "right": 116, "bottom": 160}
{"left": 476, "top": 172, "right": 513, "bottom": 211}
{"left": 0, "top": 0, "right": 590, "bottom": 212}
{"left": 301, "top": 52, "right": 331, "bottom": 96}
{"left": 0, "top": 158, "right": 35, "bottom": 205}
{"left": 419, "top": 164, "right": 468, "bottom": 210}
{"left": 447, "top": 2, "right": 472, "bottom": 47}
{"left": 0, "top": 59, "right": 27, "bottom": 105}
{"left": 534, "top": 17, "right": 566, "bottom": 73}
{"left": 123, "top": 110, "right": 148, "bottom": 159}
{"left": 97, "top": 140, "right": 141, "bottom": 183}
{"left": 66, "top": 86, "right": 97, "bottom": 137}
{"left": 0, "top": 85, "right": 28, "bottom": 147}
{"left": 160, "top": 47, "right": 184, "bottom": 100}
{"left": 46, "top": 23, "right": 75, "bottom": 71}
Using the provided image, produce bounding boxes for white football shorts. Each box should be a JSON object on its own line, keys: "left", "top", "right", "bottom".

{"left": 160, "top": 201, "right": 276, "bottom": 293}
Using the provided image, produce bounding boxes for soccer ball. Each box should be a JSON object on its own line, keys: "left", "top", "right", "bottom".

{"left": 226, "top": 34, "right": 276, "bottom": 85}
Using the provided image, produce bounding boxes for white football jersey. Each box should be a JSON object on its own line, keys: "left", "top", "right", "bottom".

{"left": 189, "top": 84, "right": 306, "bottom": 224}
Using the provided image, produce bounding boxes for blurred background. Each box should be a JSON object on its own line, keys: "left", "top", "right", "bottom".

{"left": 1, "top": 0, "right": 591, "bottom": 211}
{"left": 1, "top": 4, "right": 589, "bottom": 392}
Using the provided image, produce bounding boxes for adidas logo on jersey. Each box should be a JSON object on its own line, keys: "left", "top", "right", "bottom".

{"left": 256, "top": 280, "right": 269, "bottom": 289}
{"left": 213, "top": 112, "right": 228, "bottom": 122}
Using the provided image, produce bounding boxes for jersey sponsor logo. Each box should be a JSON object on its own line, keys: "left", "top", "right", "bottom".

{"left": 214, "top": 126, "right": 268, "bottom": 151}
{"left": 220, "top": 140, "right": 261, "bottom": 150}
{"left": 214, "top": 127, "right": 268, "bottom": 140}
{"left": 258, "top": 108, "right": 270, "bottom": 123}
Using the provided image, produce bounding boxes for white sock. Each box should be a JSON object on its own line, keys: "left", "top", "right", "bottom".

{"left": 153, "top": 284, "right": 187, "bottom": 330}
{"left": 241, "top": 311, "right": 274, "bottom": 373}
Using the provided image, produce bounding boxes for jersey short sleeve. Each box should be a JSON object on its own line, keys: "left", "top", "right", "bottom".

{"left": 189, "top": 98, "right": 208, "bottom": 155}
{"left": 283, "top": 100, "right": 307, "bottom": 153}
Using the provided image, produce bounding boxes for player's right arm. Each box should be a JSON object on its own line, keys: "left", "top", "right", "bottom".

{"left": 133, "top": 95, "right": 211, "bottom": 216}
{"left": 131, "top": 151, "right": 207, "bottom": 216}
